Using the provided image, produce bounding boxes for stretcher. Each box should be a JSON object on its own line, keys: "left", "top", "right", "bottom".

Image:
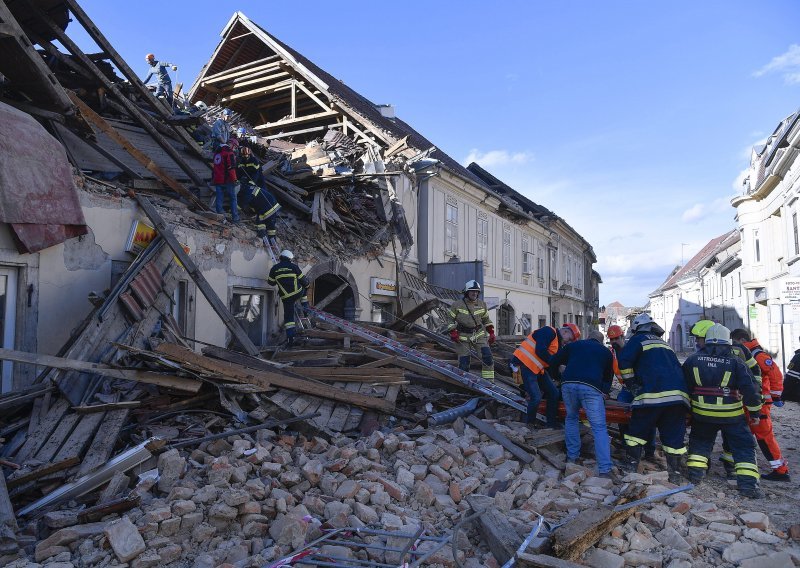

{"left": 537, "top": 398, "right": 631, "bottom": 424}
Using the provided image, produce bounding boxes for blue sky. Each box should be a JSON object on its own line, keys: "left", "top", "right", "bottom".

{"left": 69, "top": 1, "right": 800, "bottom": 307}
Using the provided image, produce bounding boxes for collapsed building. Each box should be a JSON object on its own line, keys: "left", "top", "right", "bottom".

{"left": 0, "top": 1, "right": 797, "bottom": 567}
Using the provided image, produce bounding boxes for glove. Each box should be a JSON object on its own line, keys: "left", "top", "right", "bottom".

{"left": 449, "top": 329, "right": 460, "bottom": 342}
{"left": 486, "top": 325, "right": 496, "bottom": 345}
{"left": 773, "top": 396, "right": 784, "bottom": 408}
{"left": 172, "top": 66, "right": 178, "bottom": 71}
{"left": 512, "top": 369, "right": 523, "bottom": 386}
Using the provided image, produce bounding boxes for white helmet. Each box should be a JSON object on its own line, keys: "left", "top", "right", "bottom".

{"left": 194, "top": 101, "right": 208, "bottom": 111}
{"left": 463, "top": 280, "right": 481, "bottom": 294}
{"left": 279, "top": 250, "right": 294, "bottom": 260}
{"left": 705, "top": 324, "right": 731, "bottom": 345}
{"left": 631, "top": 313, "right": 654, "bottom": 333}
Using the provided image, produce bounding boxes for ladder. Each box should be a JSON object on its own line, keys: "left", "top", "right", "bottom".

{"left": 305, "top": 307, "right": 527, "bottom": 413}
{"left": 294, "top": 303, "right": 312, "bottom": 331}
{"left": 262, "top": 236, "right": 280, "bottom": 263}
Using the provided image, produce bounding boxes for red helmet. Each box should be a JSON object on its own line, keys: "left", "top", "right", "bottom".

{"left": 561, "top": 323, "right": 581, "bottom": 341}
{"left": 145, "top": 53, "right": 155, "bottom": 61}
{"left": 607, "top": 325, "right": 623, "bottom": 339}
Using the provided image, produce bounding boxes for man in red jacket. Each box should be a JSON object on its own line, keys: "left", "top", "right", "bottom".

{"left": 212, "top": 143, "right": 240, "bottom": 223}
{"left": 730, "top": 329, "right": 790, "bottom": 482}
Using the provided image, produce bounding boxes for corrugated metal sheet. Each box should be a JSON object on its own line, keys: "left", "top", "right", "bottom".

{"left": 130, "top": 261, "right": 163, "bottom": 308}
{"left": 427, "top": 261, "right": 483, "bottom": 294}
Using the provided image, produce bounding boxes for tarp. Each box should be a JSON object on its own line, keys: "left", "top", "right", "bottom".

{"left": 0, "top": 102, "right": 87, "bottom": 253}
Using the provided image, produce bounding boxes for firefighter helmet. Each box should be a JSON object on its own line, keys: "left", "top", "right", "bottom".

{"left": 145, "top": 53, "right": 155, "bottom": 62}
{"left": 222, "top": 108, "right": 233, "bottom": 116}
{"left": 631, "top": 313, "right": 654, "bottom": 332}
{"left": 463, "top": 280, "right": 481, "bottom": 294}
{"left": 690, "top": 320, "right": 715, "bottom": 339}
{"left": 705, "top": 324, "right": 731, "bottom": 345}
{"left": 562, "top": 322, "right": 581, "bottom": 341}
{"left": 607, "top": 324, "right": 624, "bottom": 339}
{"left": 279, "top": 250, "right": 294, "bottom": 260}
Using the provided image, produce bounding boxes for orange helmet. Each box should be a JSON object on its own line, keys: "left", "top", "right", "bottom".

{"left": 607, "top": 325, "right": 623, "bottom": 339}
{"left": 561, "top": 323, "right": 581, "bottom": 341}
{"left": 145, "top": 53, "right": 155, "bottom": 61}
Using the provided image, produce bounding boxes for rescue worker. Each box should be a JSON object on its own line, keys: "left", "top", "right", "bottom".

{"left": 446, "top": 280, "right": 495, "bottom": 381}
{"left": 683, "top": 324, "right": 764, "bottom": 498}
{"left": 785, "top": 337, "right": 800, "bottom": 402}
{"left": 236, "top": 145, "right": 281, "bottom": 248}
{"left": 212, "top": 108, "right": 233, "bottom": 151}
{"left": 618, "top": 313, "right": 689, "bottom": 483}
{"left": 143, "top": 54, "right": 176, "bottom": 106}
{"left": 609, "top": 325, "right": 656, "bottom": 459}
{"left": 267, "top": 250, "right": 309, "bottom": 348}
{"left": 549, "top": 329, "right": 614, "bottom": 476}
{"left": 691, "top": 320, "right": 761, "bottom": 478}
{"left": 510, "top": 323, "right": 580, "bottom": 429}
{"left": 212, "top": 143, "right": 239, "bottom": 223}
{"left": 730, "top": 329, "right": 790, "bottom": 482}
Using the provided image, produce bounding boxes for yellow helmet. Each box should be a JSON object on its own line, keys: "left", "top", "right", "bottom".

{"left": 690, "top": 320, "right": 715, "bottom": 338}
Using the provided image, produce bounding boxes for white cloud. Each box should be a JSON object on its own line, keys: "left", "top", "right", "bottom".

{"left": 753, "top": 44, "right": 800, "bottom": 84}
{"left": 463, "top": 149, "right": 533, "bottom": 168}
{"left": 681, "top": 203, "right": 706, "bottom": 223}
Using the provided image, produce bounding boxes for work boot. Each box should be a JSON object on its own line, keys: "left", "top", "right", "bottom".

{"left": 761, "top": 471, "right": 791, "bottom": 482}
{"left": 619, "top": 446, "right": 642, "bottom": 474}
{"left": 686, "top": 467, "right": 704, "bottom": 486}
{"left": 665, "top": 454, "right": 684, "bottom": 485}
{"left": 643, "top": 449, "right": 657, "bottom": 462}
{"left": 739, "top": 485, "right": 764, "bottom": 499}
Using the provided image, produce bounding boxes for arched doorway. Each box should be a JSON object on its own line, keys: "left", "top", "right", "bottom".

{"left": 674, "top": 324, "right": 683, "bottom": 352}
{"left": 498, "top": 303, "right": 515, "bottom": 336}
{"left": 304, "top": 260, "right": 361, "bottom": 321}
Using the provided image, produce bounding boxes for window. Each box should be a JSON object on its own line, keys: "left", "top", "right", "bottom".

{"left": 477, "top": 216, "right": 488, "bottom": 262}
{"left": 753, "top": 229, "right": 761, "bottom": 263}
{"left": 537, "top": 243, "right": 545, "bottom": 279}
{"left": 538, "top": 315, "right": 547, "bottom": 329}
{"left": 502, "top": 226, "right": 512, "bottom": 271}
{"left": 794, "top": 212, "right": 799, "bottom": 256}
{"left": 171, "top": 280, "right": 190, "bottom": 336}
{"left": 522, "top": 237, "right": 531, "bottom": 274}
{"left": 0, "top": 267, "right": 18, "bottom": 393}
{"left": 565, "top": 255, "right": 572, "bottom": 285}
{"left": 550, "top": 249, "right": 557, "bottom": 285}
{"left": 231, "top": 289, "right": 269, "bottom": 347}
{"left": 445, "top": 201, "right": 458, "bottom": 255}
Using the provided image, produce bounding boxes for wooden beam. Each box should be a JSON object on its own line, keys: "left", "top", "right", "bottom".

{"left": 254, "top": 110, "right": 338, "bottom": 131}
{"left": 73, "top": 401, "right": 141, "bottom": 414}
{"left": 157, "top": 343, "right": 397, "bottom": 413}
{"left": 467, "top": 497, "right": 521, "bottom": 565}
{"left": 294, "top": 80, "right": 332, "bottom": 113}
{"left": 313, "top": 281, "right": 349, "bottom": 311}
{"left": 225, "top": 69, "right": 289, "bottom": 90}
{"left": 264, "top": 174, "right": 309, "bottom": 197}
{"left": 7, "top": 458, "right": 80, "bottom": 489}
{"left": 134, "top": 195, "right": 261, "bottom": 357}
{"left": 0, "top": 348, "right": 201, "bottom": 393}
{"left": 465, "top": 415, "right": 533, "bottom": 464}
{"left": 357, "top": 356, "right": 398, "bottom": 368}
{"left": 0, "top": 469, "right": 17, "bottom": 554}
{"left": 222, "top": 79, "right": 294, "bottom": 102}
{"left": 201, "top": 57, "right": 281, "bottom": 83}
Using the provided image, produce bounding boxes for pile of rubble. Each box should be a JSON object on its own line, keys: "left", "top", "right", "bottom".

{"left": 3, "top": 411, "right": 799, "bottom": 568}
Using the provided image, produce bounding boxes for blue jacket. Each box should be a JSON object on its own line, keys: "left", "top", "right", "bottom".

{"left": 550, "top": 338, "right": 614, "bottom": 394}
{"left": 682, "top": 344, "right": 762, "bottom": 423}
{"left": 144, "top": 60, "right": 173, "bottom": 86}
{"left": 617, "top": 332, "right": 689, "bottom": 408}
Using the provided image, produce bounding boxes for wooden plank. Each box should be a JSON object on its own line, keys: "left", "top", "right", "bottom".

{"left": 0, "top": 468, "right": 17, "bottom": 554}
{"left": 311, "top": 397, "right": 335, "bottom": 429}
{"left": 158, "top": 343, "right": 396, "bottom": 413}
{"left": 51, "top": 412, "right": 106, "bottom": 463}
{"left": 385, "top": 385, "right": 401, "bottom": 404}
{"left": 361, "top": 347, "right": 463, "bottom": 387}
{"left": 289, "top": 394, "right": 315, "bottom": 416}
{"left": 342, "top": 383, "right": 365, "bottom": 432}
{"left": 265, "top": 182, "right": 313, "bottom": 214}
{"left": 265, "top": 174, "right": 310, "bottom": 197}
{"left": 74, "top": 401, "right": 141, "bottom": 414}
{"left": 272, "top": 350, "right": 334, "bottom": 362}
{"left": 465, "top": 416, "right": 533, "bottom": 464}
{"left": 357, "top": 356, "right": 398, "bottom": 368}
{"left": 295, "top": 375, "right": 405, "bottom": 383}
{"left": 7, "top": 457, "right": 80, "bottom": 489}
{"left": 389, "top": 298, "right": 441, "bottom": 331}
{"left": 135, "top": 195, "right": 260, "bottom": 357}
{"left": 0, "top": 348, "right": 201, "bottom": 393}
{"left": 325, "top": 403, "right": 351, "bottom": 432}
{"left": 14, "top": 398, "right": 70, "bottom": 462}
{"left": 289, "top": 367, "right": 403, "bottom": 378}
{"left": 200, "top": 56, "right": 280, "bottom": 83}
{"left": 467, "top": 498, "right": 520, "bottom": 565}
{"left": 34, "top": 413, "right": 80, "bottom": 463}
{"left": 77, "top": 409, "right": 129, "bottom": 476}
{"left": 254, "top": 110, "right": 339, "bottom": 131}
{"left": 551, "top": 483, "right": 647, "bottom": 561}
{"left": 516, "top": 553, "right": 586, "bottom": 568}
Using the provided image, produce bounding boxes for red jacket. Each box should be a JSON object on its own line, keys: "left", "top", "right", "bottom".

{"left": 212, "top": 146, "right": 237, "bottom": 184}
{"left": 743, "top": 338, "right": 784, "bottom": 402}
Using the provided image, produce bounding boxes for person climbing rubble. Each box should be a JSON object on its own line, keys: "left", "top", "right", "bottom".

{"left": 267, "top": 250, "right": 309, "bottom": 349}
{"left": 446, "top": 280, "right": 495, "bottom": 381}
{"left": 510, "top": 322, "right": 579, "bottom": 429}
{"left": 211, "top": 142, "right": 239, "bottom": 224}
{"left": 143, "top": 53, "right": 176, "bottom": 106}
{"left": 236, "top": 144, "right": 281, "bottom": 250}
{"left": 683, "top": 324, "right": 765, "bottom": 498}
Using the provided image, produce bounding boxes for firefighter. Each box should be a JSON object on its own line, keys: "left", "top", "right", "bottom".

{"left": 683, "top": 324, "right": 764, "bottom": 498}
{"left": 730, "top": 329, "right": 790, "bottom": 482}
{"left": 691, "top": 320, "right": 761, "bottom": 478}
{"left": 237, "top": 145, "right": 281, "bottom": 248}
{"left": 510, "top": 323, "right": 580, "bottom": 428}
{"left": 609, "top": 324, "right": 656, "bottom": 459}
{"left": 618, "top": 313, "right": 689, "bottom": 483}
{"left": 446, "top": 281, "right": 495, "bottom": 381}
{"left": 267, "top": 250, "right": 309, "bottom": 348}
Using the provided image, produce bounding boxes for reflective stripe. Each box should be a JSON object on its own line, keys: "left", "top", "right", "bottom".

{"left": 692, "top": 407, "right": 744, "bottom": 418}
{"left": 734, "top": 463, "right": 760, "bottom": 478}
{"left": 642, "top": 343, "right": 673, "bottom": 351}
{"left": 745, "top": 403, "right": 763, "bottom": 413}
{"left": 624, "top": 434, "right": 648, "bottom": 447}
{"left": 720, "top": 371, "right": 731, "bottom": 388}
{"left": 513, "top": 330, "right": 557, "bottom": 375}
{"left": 663, "top": 445, "right": 687, "bottom": 455}
{"left": 285, "top": 322, "right": 296, "bottom": 328}
{"left": 769, "top": 459, "right": 785, "bottom": 468}
{"left": 481, "top": 370, "right": 495, "bottom": 378}
{"left": 721, "top": 452, "right": 734, "bottom": 463}
{"left": 692, "top": 367, "right": 702, "bottom": 386}
{"left": 620, "top": 368, "right": 634, "bottom": 380}
{"left": 632, "top": 390, "right": 689, "bottom": 406}
{"left": 687, "top": 454, "right": 709, "bottom": 468}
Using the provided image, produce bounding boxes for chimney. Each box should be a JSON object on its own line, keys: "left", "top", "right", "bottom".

{"left": 376, "top": 104, "right": 395, "bottom": 119}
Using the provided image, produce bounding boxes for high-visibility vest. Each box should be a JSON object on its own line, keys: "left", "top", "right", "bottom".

{"left": 513, "top": 327, "right": 558, "bottom": 375}
{"left": 611, "top": 347, "right": 621, "bottom": 380}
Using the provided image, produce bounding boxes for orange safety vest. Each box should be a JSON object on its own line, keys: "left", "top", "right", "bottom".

{"left": 514, "top": 327, "right": 559, "bottom": 375}
{"left": 610, "top": 346, "right": 622, "bottom": 380}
